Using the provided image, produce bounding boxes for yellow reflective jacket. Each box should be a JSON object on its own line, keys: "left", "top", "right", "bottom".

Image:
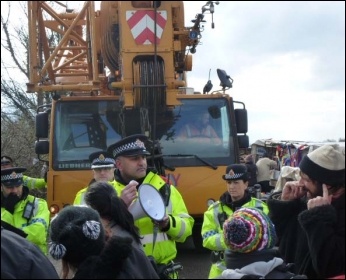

{"left": 73, "top": 179, "right": 118, "bottom": 205}
{"left": 23, "top": 175, "right": 46, "bottom": 190}
{"left": 114, "top": 171, "right": 194, "bottom": 265}
{"left": 1, "top": 194, "right": 50, "bottom": 255}
{"left": 202, "top": 197, "right": 269, "bottom": 279}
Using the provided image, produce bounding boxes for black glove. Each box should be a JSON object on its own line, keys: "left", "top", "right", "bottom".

{"left": 3, "top": 193, "right": 20, "bottom": 214}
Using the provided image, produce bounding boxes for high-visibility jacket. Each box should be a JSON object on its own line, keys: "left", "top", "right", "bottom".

{"left": 202, "top": 197, "right": 269, "bottom": 279}
{"left": 1, "top": 194, "right": 50, "bottom": 255}
{"left": 73, "top": 179, "right": 118, "bottom": 205}
{"left": 23, "top": 175, "right": 46, "bottom": 189}
{"left": 113, "top": 171, "right": 194, "bottom": 265}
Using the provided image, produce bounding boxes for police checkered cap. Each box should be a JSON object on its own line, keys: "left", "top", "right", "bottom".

{"left": 222, "top": 164, "right": 248, "bottom": 181}
{"left": 1, "top": 155, "right": 13, "bottom": 165}
{"left": 107, "top": 134, "right": 150, "bottom": 158}
{"left": 1, "top": 167, "right": 26, "bottom": 187}
{"left": 89, "top": 151, "right": 115, "bottom": 169}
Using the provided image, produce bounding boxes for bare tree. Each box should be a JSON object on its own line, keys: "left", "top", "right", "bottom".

{"left": 1, "top": 2, "right": 36, "bottom": 113}
{"left": 1, "top": 1, "right": 43, "bottom": 180}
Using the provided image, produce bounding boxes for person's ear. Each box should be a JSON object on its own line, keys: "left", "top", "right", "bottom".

{"left": 115, "top": 159, "right": 121, "bottom": 169}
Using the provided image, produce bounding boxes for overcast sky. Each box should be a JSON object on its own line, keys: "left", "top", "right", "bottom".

{"left": 183, "top": 1, "right": 345, "bottom": 144}
{"left": 1, "top": 1, "right": 344, "bottom": 144}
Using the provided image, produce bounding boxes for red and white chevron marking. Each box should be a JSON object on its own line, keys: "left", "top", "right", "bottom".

{"left": 126, "top": 10, "right": 167, "bottom": 45}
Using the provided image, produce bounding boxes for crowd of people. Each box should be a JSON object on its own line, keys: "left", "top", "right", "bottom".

{"left": 1, "top": 136, "right": 345, "bottom": 279}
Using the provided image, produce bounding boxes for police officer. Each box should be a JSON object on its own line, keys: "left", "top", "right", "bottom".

{"left": 1, "top": 167, "right": 50, "bottom": 254}
{"left": 73, "top": 151, "right": 116, "bottom": 205}
{"left": 1, "top": 155, "right": 46, "bottom": 190}
{"left": 108, "top": 134, "right": 194, "bottom": 278}
{"left": 201, "top": 164, "right": 269, "bottom": 278}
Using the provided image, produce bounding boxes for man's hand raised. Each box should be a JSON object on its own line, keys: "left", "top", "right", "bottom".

{"left": 307, "top": 184, "right": 332, "bottom": 209}
{"left": 121, "top": 180, "right": 138, "bottom": 207}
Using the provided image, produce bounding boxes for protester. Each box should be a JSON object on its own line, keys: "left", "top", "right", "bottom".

{"left": 85, "top": 181, "right": 143, "bottom": 251}
{"left": 1, "top": 227, "right": 59, "bottom": 279}
{"left": 1, "top": 167, "right": 50, "bottom": 254}
{"left": 201, "top": 164, "right": 269, "bottom": 278}
{"left": 1, "top": 155, "right": 46, "bottom": 189}
{"left": 107, "top": 134, "right": 194, "bottom": 278}
{"left": 244, "top": 154, "right": 258, "bottom": 187}
{"left": 267, "top": 144, "right": 345, "bottom": 279}
{"left": 256, "top": 153, "right": 278, "bottom": 193}
{"left": 214, "top": 207, "right": 307, "bottom": 279}
{"left": 49, "top": 205, "right": 159, "bottom": 279}
{"left": 73, "top": 151, "right": 116, "bottom": 205}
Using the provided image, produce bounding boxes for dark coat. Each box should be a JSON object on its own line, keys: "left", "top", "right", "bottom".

{"left": 225, "top": 248, "right": 281, "bottom": 268}
{"left": 216, "top": 248, "right": 307, "bottom": 279}
{"left": 245, "top": 161, "right": 258, "bottom": 187}
{"left": 1, "top": 227, "right": 59, "bottom": 279}
{"left": 74, "top": 235, "right": 159, "bottom": 279}
{"left": 267, "top": 192, "right": 345, "bottom": 279}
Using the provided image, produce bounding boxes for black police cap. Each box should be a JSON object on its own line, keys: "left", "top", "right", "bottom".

{"left": 1, "top": 167, "right": 26, "bottom": 187}
{"left": 222, "top": 164, "right": 248, "bottom": 181}
{"left": 89, "top": 151, "right": 115, "bottom": 169}
{"left": 107, "top": 134, "right": 151, "bottom": 158}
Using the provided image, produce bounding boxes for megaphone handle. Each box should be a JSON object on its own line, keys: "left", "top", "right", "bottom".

{"left": 152, "top": 224, "right": 159, "bottom": 255}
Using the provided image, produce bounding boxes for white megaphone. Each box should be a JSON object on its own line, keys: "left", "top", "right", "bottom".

{"left": 128, "top": 183, "right": 166, "bottom": 221}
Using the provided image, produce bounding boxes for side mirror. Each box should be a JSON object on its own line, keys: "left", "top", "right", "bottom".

{"left": 36, "top": 112, "right": 49, "bottom": 138}
{"left": 235, "top": 109, "right": 248, "bottom": 134}
{"left": 238, "top": 135, "right": 249, "bottom": 149}
{"left": 35, "top": 140, "right": 49, "bottom": 155}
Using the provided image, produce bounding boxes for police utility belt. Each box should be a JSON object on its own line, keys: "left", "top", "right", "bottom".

{"left": 211, "top": 250, "right": 224, "bottom": 264}
{"left": 148, "top": 255, "right": 183, "bottom": 279}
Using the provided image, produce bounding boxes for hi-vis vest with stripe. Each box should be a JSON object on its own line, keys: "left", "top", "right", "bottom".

{"left": 113, "top": 171, "right": 194, "bottom": 265}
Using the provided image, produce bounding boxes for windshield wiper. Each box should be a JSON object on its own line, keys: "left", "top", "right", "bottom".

{"left": 164, "top": 154, "right": 217, "bottom": 170}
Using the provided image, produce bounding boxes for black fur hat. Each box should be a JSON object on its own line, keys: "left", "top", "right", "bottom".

{"left": 49, "top": 206, "right": 105, "bottom": 266}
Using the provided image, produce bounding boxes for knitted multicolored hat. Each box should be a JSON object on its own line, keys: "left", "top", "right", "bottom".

{"left": 223, "top": 208, "right": 277, "bottom": 253}
{"left": 299, "top": 144, "right": 345, "bottom": 186}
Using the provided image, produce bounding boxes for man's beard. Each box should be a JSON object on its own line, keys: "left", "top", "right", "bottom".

{"left": 305, "top": 182, "right": 323, "bottom": 200}
{"left": 314, "top": 182, "right": 324, "bottom": 197}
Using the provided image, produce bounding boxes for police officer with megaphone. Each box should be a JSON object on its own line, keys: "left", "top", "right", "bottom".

{"left": 108, "top": 134, "right": 194, "bottom": 279}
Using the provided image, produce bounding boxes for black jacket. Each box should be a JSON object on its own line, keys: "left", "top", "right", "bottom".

{"left": 1, "top": 227, "right": 59, "bottom": 279}
{"left": 245, "top": 161, "right": 258, "bottom": 187}
{"left": 74, "top": 235, "right": 159, "bottom": 279}
{"left": 267, "top": 192, "right": 345, "bottom": 279}
{"left": 215, "top": 249, "right": 307, "bottom": 279}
